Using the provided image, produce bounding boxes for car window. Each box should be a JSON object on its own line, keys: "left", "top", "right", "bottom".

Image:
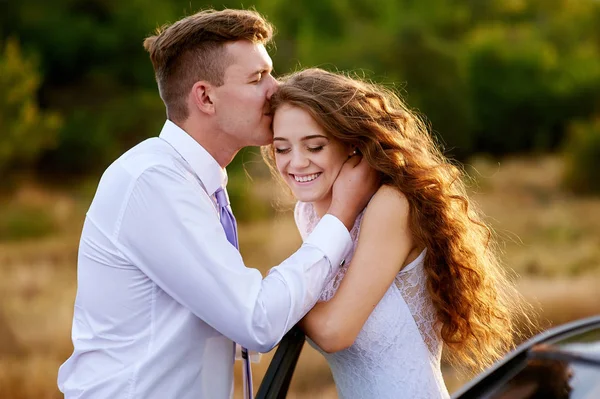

{"left": 486, "top": 327, "right": 600, "bottom": 399}
{"left": 555, "top": 341, "right": 600, "bottom": 399}
{"left": 488, "top": 358, "right": 574, "bottom": 399}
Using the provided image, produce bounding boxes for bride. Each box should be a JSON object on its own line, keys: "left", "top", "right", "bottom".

{"left": 262, "top": 68, "right": 532, "bottom": 398}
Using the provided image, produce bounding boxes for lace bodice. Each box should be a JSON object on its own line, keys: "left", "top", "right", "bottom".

{"left": 295, "top": 202, "right": 449, "bottom": 399}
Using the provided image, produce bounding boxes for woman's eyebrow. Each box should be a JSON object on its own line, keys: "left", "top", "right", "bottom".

{"left": 273, "top": 135, "right": 329, "bottom": 142}
{"left": 301, "top": 135, "right": 329, "bottom": 141}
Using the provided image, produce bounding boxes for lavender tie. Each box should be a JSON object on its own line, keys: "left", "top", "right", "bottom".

{"left": 214, "top": 187, "right": 253, "bottom": 399}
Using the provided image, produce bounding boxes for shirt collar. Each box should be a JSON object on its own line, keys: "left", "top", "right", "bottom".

{"left": 159, "top": 120, "right": 227, "bottom": 196}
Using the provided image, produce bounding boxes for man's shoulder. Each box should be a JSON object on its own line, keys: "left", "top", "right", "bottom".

{"left": 93, "top": 137, "right": 193, "bottom": 203}
{"left": 87, "top": 137, "right": 198, "bottom": 225}
{"left": 110, "top": 137, "right": 187, "bottom": 180}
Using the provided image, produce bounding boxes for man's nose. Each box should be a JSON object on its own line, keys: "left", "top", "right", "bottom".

{"left": 266, "top": 75, "right": 279, "bottom": 100}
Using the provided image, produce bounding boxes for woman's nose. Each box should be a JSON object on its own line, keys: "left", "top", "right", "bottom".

{"left": 290, "top": 151, "right": 310, "bottom": 169}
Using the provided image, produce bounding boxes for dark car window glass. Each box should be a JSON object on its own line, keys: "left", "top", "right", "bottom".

{"left": 567, "top": 361, "right": 600, "bottom": 398}
{"left": 556, "top": 341, "right": 600, "bottom": 399}
{"left": 486, "top": 337, "right": 600, "bottom": 399}
{"left": 488, "top": 358, "right": 575, "bottom": 399}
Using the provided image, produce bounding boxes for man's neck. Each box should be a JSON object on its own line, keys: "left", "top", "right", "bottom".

{"left": 176, "top": 119, "right": 240, "bottom": 168}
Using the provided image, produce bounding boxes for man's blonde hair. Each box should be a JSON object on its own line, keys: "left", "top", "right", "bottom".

{"left": 143, "top": 9, "right": 274, "bottom": 122}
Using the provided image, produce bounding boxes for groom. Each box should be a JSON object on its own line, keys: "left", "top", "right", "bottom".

{"left": 57, "top": 8, "right": 378, "bottom": 399}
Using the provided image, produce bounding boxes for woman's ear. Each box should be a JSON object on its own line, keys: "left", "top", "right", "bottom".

{"left": 191, "top": 81, "right": 215, "bottom": 115}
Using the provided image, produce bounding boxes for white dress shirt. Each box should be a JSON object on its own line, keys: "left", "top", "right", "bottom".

{"left": 57, "top": 120, "right": 352, "bottom": 399}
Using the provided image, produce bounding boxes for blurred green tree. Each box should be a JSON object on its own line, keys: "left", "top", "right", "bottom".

{"left": 563, "top": 118, "right": 600, "bottom": 195}
{"left": 0, "top": 37, "right": 61, "bottom": 179}
{"left": 465, "top": 0, "right": 600, "bottom": 155}
{"left": 0, "top": 0, "right": 599, "bottom": 179}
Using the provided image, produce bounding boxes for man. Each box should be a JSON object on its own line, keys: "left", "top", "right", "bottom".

{"left": 58, "top": 9, "right": 378, "bottom": 399}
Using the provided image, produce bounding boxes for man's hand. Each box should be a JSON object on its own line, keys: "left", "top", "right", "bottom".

{"left": 328, "top": 155, "right": 380, "bottom": 231}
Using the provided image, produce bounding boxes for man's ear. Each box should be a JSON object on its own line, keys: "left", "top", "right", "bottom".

{"left": 191, "top": 81, "right": 215, "bottom": 115}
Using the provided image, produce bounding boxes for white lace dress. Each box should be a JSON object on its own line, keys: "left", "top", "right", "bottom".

{"left": 295, "top": 202, "right": 450, "bottom": 399}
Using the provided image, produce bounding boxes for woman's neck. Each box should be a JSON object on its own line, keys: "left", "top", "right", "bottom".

{"left": 312, "top": 198, "right": 331, "bottom": 220}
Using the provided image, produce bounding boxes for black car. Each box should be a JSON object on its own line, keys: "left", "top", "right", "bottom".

{"left": 257, "top": 315, "right": 600, "bottom": 399}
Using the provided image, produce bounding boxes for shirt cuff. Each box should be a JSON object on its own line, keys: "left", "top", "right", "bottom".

{"left": 304, "top": 214, "right": 353, "bottom": 269}
{"left": 235, "top": 343, "right": 262, "bottom": 363}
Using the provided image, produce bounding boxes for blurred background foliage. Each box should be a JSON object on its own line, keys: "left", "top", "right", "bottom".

{"left": 0, "top": 0, "right": 599, "bottom": 215}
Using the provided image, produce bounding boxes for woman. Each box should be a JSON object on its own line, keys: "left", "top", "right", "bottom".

{"left": 262, "top": 68, "right": 532, "bottom": 398}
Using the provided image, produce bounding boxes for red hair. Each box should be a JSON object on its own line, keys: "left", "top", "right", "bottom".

{"left": 263, "top": 68, "right": 535, "bottom": 371}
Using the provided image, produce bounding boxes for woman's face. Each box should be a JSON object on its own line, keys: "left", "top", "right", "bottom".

{"left": 273, "top": 104, "right": 351, "bottom": 204}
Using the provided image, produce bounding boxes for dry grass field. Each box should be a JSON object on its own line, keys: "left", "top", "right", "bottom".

{"left": 0, "top": 155, "right": 599, "bottom": 398}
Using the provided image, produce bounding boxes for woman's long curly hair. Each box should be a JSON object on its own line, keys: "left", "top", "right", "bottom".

{"left": 262, "top": 68, "right": 534, "bottom": 371}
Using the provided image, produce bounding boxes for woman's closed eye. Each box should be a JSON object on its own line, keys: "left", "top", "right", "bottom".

{"left": 275, "top": 145, "right": 324, "bottom": 154}
{"left": 274, "top": 147, "right": 290, "bottom": 154}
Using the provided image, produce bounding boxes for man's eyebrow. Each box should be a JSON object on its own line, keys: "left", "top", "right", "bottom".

{"left": 273, "top": 135, "right": 329, "bottom": 141}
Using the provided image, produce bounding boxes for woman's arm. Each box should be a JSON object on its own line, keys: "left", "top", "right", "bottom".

{"left": 300, "top": 185, "right": 416, "bottom": 353}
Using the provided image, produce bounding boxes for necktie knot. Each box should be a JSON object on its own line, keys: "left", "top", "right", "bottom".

{"left": 215, "top": 187, "right": 238, "bottom": 250}
{"left": 215, "top": 187, "right": 229, "bottom": 208}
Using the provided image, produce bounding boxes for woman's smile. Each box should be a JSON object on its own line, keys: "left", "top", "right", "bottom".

{"left": 290, "top": 172, "right": 322, "bottom": 184}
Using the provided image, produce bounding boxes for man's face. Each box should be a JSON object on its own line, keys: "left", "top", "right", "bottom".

{"left": 211, "top": 40, "right": 278, "bottom": 147}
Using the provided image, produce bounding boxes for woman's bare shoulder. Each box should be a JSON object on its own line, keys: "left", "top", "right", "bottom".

{"left": 365, "top": 185, "right": 410, "bottom": 220}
